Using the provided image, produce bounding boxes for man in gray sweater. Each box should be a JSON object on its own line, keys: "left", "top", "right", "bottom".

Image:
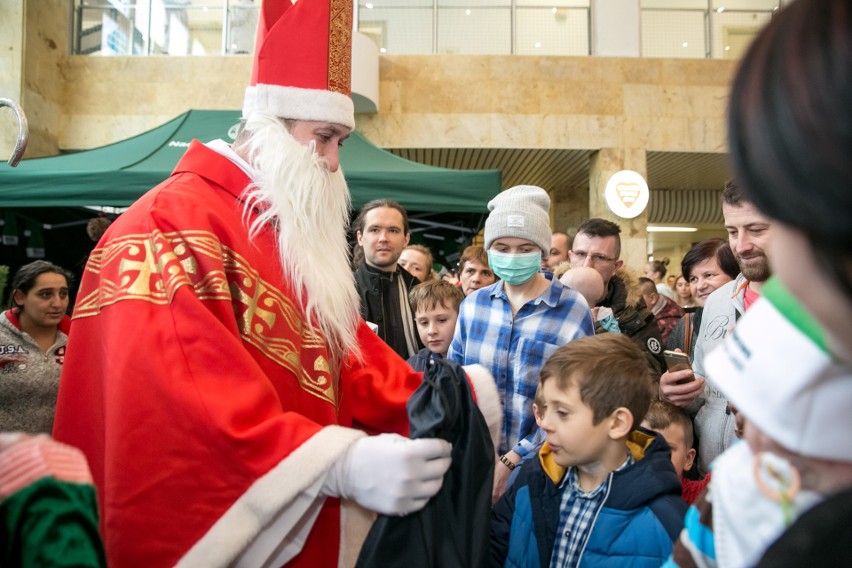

{"left": 660, "top": 180, "right": 774, "bottom": 473}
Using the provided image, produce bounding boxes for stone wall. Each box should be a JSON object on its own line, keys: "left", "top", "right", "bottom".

{"left": 6, "top": 2, "right": 738, "bottom": 268}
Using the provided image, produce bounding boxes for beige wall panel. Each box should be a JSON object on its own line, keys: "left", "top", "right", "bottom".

{"left": 29, "top": 50, "right": 736, "bottom": 157}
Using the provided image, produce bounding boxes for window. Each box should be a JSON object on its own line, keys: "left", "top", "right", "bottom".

{"left": 74, "top": 1, "right": 253, "bottom": 56}
{"left": 640, "top": 0, "right": 781, "bottom": 59}
{"left": 72, "top": 0, "right": 785, "bottom": 58}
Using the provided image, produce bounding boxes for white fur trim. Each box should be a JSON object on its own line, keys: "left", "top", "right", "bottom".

{"left": 243, "top": 84, "right": 355, "bottom": 130}
{"left": 177, "top": 425, "right": 365, "bottom": 568}
{"left": 463, "top": 364, "right": 503, "bottom": 453}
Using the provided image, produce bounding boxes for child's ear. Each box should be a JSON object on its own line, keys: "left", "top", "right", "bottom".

{"left": 608, "top": 407, "right": 634, "bottom": 440}
{"left": 684, "top": 448, "right": 696, "bottom": 472}
{"left": 532, "top": 403, "right": 542, "bottom": 424}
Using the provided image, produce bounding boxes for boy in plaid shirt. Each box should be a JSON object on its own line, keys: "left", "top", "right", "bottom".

{"left": 491, "top": 334, "right": 685, "bottom": 567}
{"left": 448, "top": 185, "right": 593, "bottom": 502}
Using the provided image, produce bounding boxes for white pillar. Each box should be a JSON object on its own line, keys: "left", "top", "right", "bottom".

{"left": 590, "top": 0, "right": 640, "bottom": 57}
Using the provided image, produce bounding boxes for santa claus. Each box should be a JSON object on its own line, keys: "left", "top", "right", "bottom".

{"left": 52, "top": 0, "right": 500, "bottom": 566}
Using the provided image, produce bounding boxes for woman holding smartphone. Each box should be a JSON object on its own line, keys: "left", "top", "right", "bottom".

{"left": 665, "top": 239, "right": 739, "bottom": 360}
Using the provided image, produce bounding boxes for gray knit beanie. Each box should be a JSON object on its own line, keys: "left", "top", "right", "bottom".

{"left": 484, "top": 185, "right": 552, "bottom": 252}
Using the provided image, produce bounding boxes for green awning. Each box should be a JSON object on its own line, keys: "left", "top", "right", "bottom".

{"left": 0, "top": 109, "right": 501, "bottom": 212}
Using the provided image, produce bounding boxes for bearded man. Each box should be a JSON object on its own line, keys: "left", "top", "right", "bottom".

{"left": 659, "top": 179, "right": 773, "bottom": 473}
{"left": 51, "top": 1, "right": 499, "bottom": 566}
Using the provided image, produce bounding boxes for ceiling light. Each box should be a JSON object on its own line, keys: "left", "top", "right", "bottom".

{"left": 647, "top": 226, "right": 699, "bottom": 233}
{"left": 682, "top": 42, "right": 688, "bottom": 48}
{"left": 716, "top": 6, "right": 725, "bottom": 13}
{"left": 380, "top": 47, "right": 387, "bottom": 53}
{"left": 365, "top": 2, "right": 373, "bottom": 8}
{"left": 465, "top": 9, "right": 471, "bottom": 15}
{"left": 534, "top": 41, "right": 542, "bottom": 48}
{"left": 551, "top": 6, "right": 557, "bottom": 13}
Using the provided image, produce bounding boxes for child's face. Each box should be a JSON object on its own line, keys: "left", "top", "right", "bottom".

{"left": 643, "top": 422, "right": 695, "bottom": 479}
{"left": 539, "top": 380, "right": 612, "bottom": 469}
{"left": 414, "top": 303, "right": 458, "bottom": 358}
{"left": 399, "top": 248, "right": 430, "bottom": 282}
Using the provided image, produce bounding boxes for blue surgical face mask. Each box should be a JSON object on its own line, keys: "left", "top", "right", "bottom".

{"left": 487, "top": 250, "right": 542, "bottom": 285}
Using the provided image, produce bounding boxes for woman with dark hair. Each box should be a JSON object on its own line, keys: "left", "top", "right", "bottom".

{"left": 665, "top": 239, "right": 739, "bottom": 361}
{"left": 666, "top": 1, "right": 852, "bottom": 565}
{"left": 0, "top": 260, "right": 72, "bottom": 433}
{"left": 723, "top": 0, "right": 852, "bottom": 564}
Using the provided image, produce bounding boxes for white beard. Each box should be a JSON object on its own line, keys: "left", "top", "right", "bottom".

{"left": 239, "top": 113, "right": 361, "bottom": 364}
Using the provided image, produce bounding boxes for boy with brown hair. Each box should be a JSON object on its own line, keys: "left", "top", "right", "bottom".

{"left": 407, "top": 280, "right": 465, "bottom": 372}
{"left": 491, "top": 334, "right": 686, "bottom": 567}
{"left": 642, "top": 400, "right": 709, "bottom": 505}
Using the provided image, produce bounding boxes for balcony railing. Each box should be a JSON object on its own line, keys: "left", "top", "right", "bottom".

{"left": 72, "top": 0, "right": 780, "bottom": 58}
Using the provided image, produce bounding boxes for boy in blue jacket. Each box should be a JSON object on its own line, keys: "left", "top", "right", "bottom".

{"left": 491, "top": 334, "right": 686, "bottom": 567}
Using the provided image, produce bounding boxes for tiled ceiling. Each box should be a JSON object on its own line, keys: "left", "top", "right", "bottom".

{"left": 388, "top": 147, "right": 593, "bottom": 194}
{"left": 646, "top": 151, "right": 732, "bottom": 191}
{"left": 387, "top": 147, "right": 731, "bottom": 227}
{"left": 389, "top": 147, "right": 730, "bottom": 193}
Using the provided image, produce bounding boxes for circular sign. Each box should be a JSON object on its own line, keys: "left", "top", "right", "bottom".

{"left": 604, "top": 170, "right": 650, "bottom": 219}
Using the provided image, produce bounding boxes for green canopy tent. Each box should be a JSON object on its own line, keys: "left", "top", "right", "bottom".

{"left": 0, "top": 109, "right": 501, "bottom": 272}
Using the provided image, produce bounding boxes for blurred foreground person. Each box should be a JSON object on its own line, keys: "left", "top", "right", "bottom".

{"left": 727, "top": 0, "right": 852, "bottom": 564}
{"left": 668, "top": 1, "right": 852, "bottom": 565}
{"left": 0, "top": 433, "right": 105, "bottom": 566}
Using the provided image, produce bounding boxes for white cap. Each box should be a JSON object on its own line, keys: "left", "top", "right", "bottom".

{"left": 707, "top": 282, "right": 852, "bottom": 463}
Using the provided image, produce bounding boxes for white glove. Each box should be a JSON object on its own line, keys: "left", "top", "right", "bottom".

{"left": 321, "top": 433, "right": 452, "bottom": 516}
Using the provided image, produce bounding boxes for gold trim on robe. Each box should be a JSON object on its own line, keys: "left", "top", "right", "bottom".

{"left": 74, "top": 229, "right": 337, "bottom": 406}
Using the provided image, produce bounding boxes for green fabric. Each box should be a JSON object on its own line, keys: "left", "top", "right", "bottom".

{"left": 762, "top": 277, "right": 828, "bottom": 354}
{"left": 0, "top": 110, "right": 501, "bottom": 212}
{"left": 0, "top": 477, "right": 106, "bottom": 567}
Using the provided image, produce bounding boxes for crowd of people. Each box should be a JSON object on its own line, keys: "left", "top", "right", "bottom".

{"left": 0, "top": 0, "right": 849, "bottom": 565}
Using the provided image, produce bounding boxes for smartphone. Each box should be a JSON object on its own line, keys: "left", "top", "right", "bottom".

{"left": 663, "top": 350, "right": 694, "bottom": 383}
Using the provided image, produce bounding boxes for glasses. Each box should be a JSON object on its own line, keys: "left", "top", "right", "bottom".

{"left": 570, "top": 250, "right": 618, "bottom": 264}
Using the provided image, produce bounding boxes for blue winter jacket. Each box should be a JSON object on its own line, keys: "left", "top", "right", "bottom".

{"left": 491, "top": 428, "right": 687, "bottom": 568}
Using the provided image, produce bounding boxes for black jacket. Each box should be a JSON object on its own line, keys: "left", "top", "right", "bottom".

{"left": 757, "top": 486, "right": 852, "bottom": 567}
{"left": 408, "top": 347, "right": 438, "bottom": 372}
{"left": 355, "top": 262, "right": 423, "bottom": 359}
{"left": 597, "top": 274, "right": 665, "bottom": 377}
{"left": 356, "top": 358, "right": 494, "bottom": 568}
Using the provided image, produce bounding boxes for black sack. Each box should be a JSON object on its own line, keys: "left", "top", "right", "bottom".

{"left": 355, "top": 358, "right": 495, "bottom": 568}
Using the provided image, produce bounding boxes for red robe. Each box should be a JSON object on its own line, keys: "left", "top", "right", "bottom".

{"left": 53, "top": 142, "right": 496, "bottom": 567}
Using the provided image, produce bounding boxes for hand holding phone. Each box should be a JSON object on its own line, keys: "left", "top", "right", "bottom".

{"left": 663, "top": 350, "right": 694, "bottom": 383}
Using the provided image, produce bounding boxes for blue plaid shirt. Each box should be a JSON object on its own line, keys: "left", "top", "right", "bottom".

{"left": 549, "top": 453, "right": 634, "bottom": 568}
{"left": 448, "top": 273, "right": 593, "bottom": 455}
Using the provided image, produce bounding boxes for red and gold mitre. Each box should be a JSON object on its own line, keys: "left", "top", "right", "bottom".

{"left": 242, "top": 0, "right": 354, "bottom": 129}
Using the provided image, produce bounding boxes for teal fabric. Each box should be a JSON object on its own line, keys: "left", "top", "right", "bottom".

{"left": 0, "top": 110, "right": 501, "bottom": 212}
